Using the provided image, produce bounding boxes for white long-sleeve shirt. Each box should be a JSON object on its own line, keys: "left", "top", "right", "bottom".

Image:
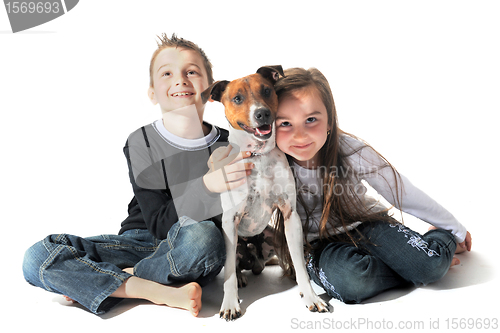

{"left": 293, "top": 135, "right": 467, "bottom": 243}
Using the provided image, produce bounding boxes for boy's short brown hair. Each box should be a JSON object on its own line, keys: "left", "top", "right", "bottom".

{"left": 149, "top": 33, "right": 214, "bottom": 87}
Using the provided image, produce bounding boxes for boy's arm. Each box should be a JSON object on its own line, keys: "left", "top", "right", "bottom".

{"left": 124, "top": 143, "right": 180, "bottom": 239}
{"left": 123, "top": 134, "right": 230, "bottom": 239}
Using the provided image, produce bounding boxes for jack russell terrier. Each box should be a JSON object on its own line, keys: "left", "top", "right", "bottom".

{"left": 201, "top": 66, "right": 330, "bottom": 320}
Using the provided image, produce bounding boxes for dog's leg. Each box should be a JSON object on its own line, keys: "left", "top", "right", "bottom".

{"left": 250, "top": 225, "right": 277, "bottom": 274}
{"left": 261, "top": 224, "right": 278, "bottom": 265}
{"left": 284, "top": 211, "right": 330, "bottom": 312}
{"left": 220, "top": 214, "right": 242, "bottom": 320}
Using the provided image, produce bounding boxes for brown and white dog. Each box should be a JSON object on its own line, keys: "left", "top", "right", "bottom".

{"left": 202, "top": 66, "right": 330, "bottom": 320}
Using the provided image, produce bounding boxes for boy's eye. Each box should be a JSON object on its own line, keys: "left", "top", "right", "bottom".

{"left": 187, "top": 70, "right": 197, "bottom": 76}
{"left": 278, "top": 121, "right": 291, "bottom": 127}
{"left": 162, "top": 72, "right": 171, "bottom": 77}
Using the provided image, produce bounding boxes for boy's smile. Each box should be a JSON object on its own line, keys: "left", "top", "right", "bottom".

{"left": 148, "top": 47, "right": 209, "bottom": 116}
{"left": 276, "top": 88, "right": 330, "bottom": 169}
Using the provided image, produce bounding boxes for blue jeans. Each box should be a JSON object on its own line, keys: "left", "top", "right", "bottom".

{"left": 306, "top": 220, "right": 457, "bottom": 304}
{"left": 22, "top": 217, "right": 225, "bottom": 314}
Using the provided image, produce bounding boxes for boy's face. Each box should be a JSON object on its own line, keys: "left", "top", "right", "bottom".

{"left": 148, "top": 47, "right": 210, "bottom": 115}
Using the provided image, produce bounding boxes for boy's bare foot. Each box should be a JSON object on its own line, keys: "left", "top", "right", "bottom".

{"left": 63, "top": 295, "right": 76, "bottom": 303}
{"left": 64, "top": 267, "right": 203, "bottom": 317}
{"left": 123, "top": 267, "right": 134, "bottom": 275}
{"left": 63, "top": 283, "right": 202, "bottom": 316}
{"left": 157, "top": 282, "right": 202, "bottom": 317}
{"left": 111, "top": 273, "right": 203, "bottom": 317}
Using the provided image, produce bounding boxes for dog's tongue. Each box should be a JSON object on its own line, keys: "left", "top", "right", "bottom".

{"left": 255, "top": 125, "right": 272, "bottom": 136}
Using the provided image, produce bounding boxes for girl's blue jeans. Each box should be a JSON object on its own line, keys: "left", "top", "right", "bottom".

{"left": 306, "top": 220, "right": 457, "bottom": 304}
{"left": 22, "top": 217, "right": 225, "bottom": 314}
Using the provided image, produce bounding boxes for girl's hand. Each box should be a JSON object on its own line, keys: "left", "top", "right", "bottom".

{"left": 456, "top": 231, "right": 472, "bottom": 254}
{"left": 428, "top": 227, "right": 471, "bottom": 266}
{"left": 450, "top": 231, "right": 471, "bottom": 266}
{"left": 203, "top": 145, "right": 253, "bottom": 193}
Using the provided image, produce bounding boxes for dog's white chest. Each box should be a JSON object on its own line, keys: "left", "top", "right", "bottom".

{"left": 221, "top": 148, "right": 295, "bottom": 237}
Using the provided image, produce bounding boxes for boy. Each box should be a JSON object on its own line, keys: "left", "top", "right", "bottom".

{"left": 22, "top": 34, "right": 252, "bottom": 317}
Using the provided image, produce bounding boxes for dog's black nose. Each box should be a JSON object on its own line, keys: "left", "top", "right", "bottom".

{"left": 254, "top": 108, "right": 272, "bottom": 124}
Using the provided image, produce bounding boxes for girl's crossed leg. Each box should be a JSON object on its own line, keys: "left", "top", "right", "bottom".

{"left": 307, "top": 220, "right": 457, "bottom": 304}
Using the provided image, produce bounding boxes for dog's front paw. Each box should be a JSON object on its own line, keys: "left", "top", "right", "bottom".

{"left": 300, "top": 292, "right": 331, "bottom": 313}
{"left": 219, "top": 297, "right": 242, "bottom": 321}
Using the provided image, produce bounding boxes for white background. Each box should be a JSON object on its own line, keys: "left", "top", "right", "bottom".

{"left": 1, "top": 1, "right": 498, "bottom": 331}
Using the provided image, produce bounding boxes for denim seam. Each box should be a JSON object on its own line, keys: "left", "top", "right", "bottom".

{"left": 166, "top": 252, "right": 222, "bottom": 279}
{"left": 63, "top": 246, "right": 130, "bottom": 312}
{"left": 65, "top": 247, "right": 127, "bottom": 279}
{"left": 90, "top": 273, "right": 132, "bottom": 314}
{"left": 39, "top": 243, "right": 65, "bottom": 292}
{"left": 166, "top": 250, "right": 181, "bottom": 277}
{"left": 99, "top": 244, "right": 157, "bottom": 251}
{"left": 165, "top": 225, "right": 181, "bottom": 277}
{"left": 166, "top": 239, "right": 223, "bottom": 279}
{"left": 39, "top": 236, "right": 129, "bottom": 293}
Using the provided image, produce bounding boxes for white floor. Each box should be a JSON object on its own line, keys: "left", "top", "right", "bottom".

{"left": 11, "top": 227, "right": 497, "bottom": 332}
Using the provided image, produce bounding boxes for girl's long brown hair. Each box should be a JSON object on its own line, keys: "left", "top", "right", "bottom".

{"left": 272, "top": 67, "right": 403, "bottom": 277}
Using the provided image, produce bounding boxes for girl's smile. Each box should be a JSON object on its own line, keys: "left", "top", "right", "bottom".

{"left": 292, "top": 142, "right": 313, "bottom": 149}
{"left": 276, "top": 88, "right": 330, "bottom": 169}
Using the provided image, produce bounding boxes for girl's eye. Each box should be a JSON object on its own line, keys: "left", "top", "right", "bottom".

{"left": 306, "top": 117, "right": 316, "bottom": 123}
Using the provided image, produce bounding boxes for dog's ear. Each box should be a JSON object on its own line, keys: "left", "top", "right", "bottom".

{"left": 201, "top": 80, "right": 230, "bottom": 103}
{"left": 256, "top": 65, "right": 285, "bottom": 85}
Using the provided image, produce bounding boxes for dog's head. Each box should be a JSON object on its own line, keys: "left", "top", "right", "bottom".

{"left": 202, "top": 66, "right": 284, "bottom": 142}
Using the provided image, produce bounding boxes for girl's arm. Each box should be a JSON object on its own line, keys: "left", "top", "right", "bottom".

{"left": 344, "top": 135, "right": 468, "bottom": 244}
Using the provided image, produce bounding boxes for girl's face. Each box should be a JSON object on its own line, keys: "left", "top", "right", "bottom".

{"left": 276, "top": 88, "right": 331, "bottom": 169}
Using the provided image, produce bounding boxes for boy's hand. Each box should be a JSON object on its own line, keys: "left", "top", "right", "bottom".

{"left": 203, "top": 145, "right": 253, "bottom": 193}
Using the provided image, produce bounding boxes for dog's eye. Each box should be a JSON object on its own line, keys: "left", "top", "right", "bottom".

{"left": 263, "top": 87, "right": 271, "bottom": 98}
{"left": 233, "top": 95, "right": 244, "bottom": 105}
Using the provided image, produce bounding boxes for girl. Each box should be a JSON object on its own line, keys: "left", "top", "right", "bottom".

{"left": 272, "top": 67, "right": 472, "bottom": 304}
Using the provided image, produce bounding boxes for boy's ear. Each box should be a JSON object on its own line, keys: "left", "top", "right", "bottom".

{"left": 147, "top": 87, "right": 158, "bottom": 105}
{"left": 256, "top": 65, "right": 285, "bottom": 85}
{"left": 201, "top": 80, "right": 230, "bottom": 104}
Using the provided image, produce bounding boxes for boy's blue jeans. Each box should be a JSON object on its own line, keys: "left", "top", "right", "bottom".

{"left": 22, "top": 217, "right": 225, "bottom": 314}
{"left": 306, "top": 220, "right": 457, "bottom": 304}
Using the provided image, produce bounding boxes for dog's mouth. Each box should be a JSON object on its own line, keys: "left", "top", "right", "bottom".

{"left": 238, "top": 123, "right": 273, "bottom": 139}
